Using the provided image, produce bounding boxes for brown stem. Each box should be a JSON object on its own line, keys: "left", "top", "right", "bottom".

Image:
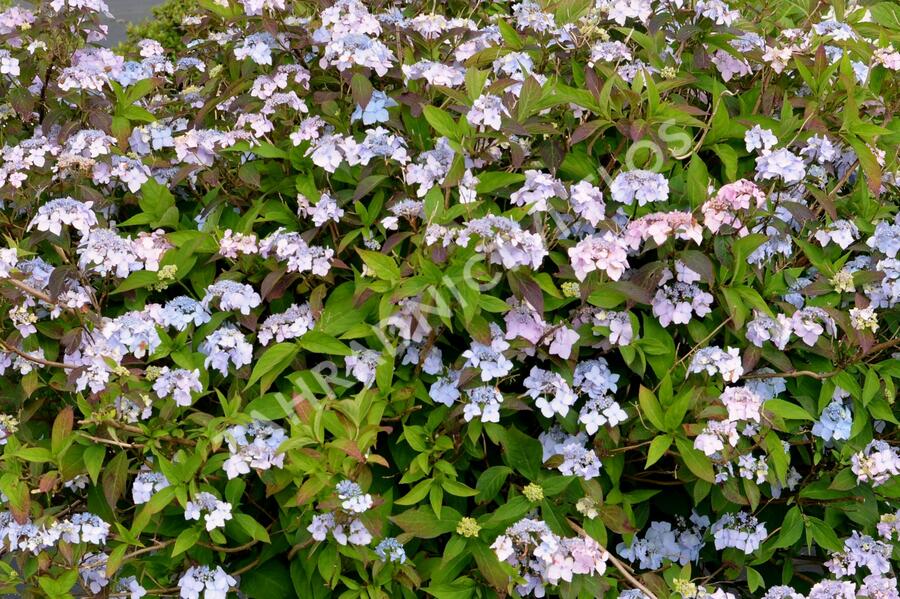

{"left": 0, "top": 340, "right": 79, "bottom": 369}
{"left": 566, "top": 519, "right": 658, "bottom": 599}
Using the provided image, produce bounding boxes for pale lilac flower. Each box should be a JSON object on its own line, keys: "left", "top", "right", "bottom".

{"left": 826, "top": 531, "right": 892, "bottom": 577}
{"left": 77, "top": 229, "right": 143, "bottom": 278}
{"left": 746, "top": 312, "right": 792, "bottom": 350}
{"left": 711, "top": 512, "right": 766, "bottom": 554}
{"left": 156, "top": 296, "right": 211, "bottom": 331}
{"left": 351, "top": 90, "right": 397, "bottom": 125}
{"left": 814, "top": 220, "right": 859, "bottom": 249}
{"left": 610, "top": 170, "right": 669, "bottom": 206}
{"left": 510, "top": 170, "right": 568, "bottom": 213}
{"left": 375, "top": 538, "right": 406, "bottom": 563}
{"left": 867, "top": 220, "right": 900, "bottom": 257}
{"left": 455, "top": 215, "right": 548, "bottom": 270}
{"left": 744, "top": 125, "right": 777, "bottom": 153}
{"left": 79, "top": 552, "right": 109, "bottom": 594}
{"left": 694, "top": 419, "right": 739, "bottom": 456}
{"left": 756, "top": 149, "right": 806, "bottom": 184}
{"left": 430, "top": 371, "right": 461, "bottom": 407}
{"left": 462, "top": 386, "right": 503, "bottom": 423}
{"left": 258, "top": 303, "right": 315, "bottom": 345}
{"left": 720, "top": 386, "right": 763, "bottom": 423}
{"left": 201, "top": 280, "right": 261, "bottom": 315}
{"left": 200, "top": 325, "right": 253, "bottom": 375}
{"left": 462, "top": 325, "right": 513, "bottom": 382}
{"left": 153, "top": 367, "right": 202, "bottom": 407}
{"left": 569, "top": 181, "right": 606, "bottom": 226}
{"left": 568, "top": 232, "right": 629, "bottom": 281}
{"left": 345, "top": 349, "right": 381, "bottom": 386}
{"left": 812, "top": 398, "right": 852, "bottom": 442}
{"left": 223, "top": 420, "right": 286, "bottom": 479}
{"left": 28, "top": 197, "right": 97, "bottom": 237}
{"left": 178, "top": 565, "right": 236, "bottom": 599}
{"left": 523, "top": 367, "right": 577, "bottom": 418}
{"left": 790, "top": 306, "right": 836, "bottom": 346}
{"left": 852, "top": 440, "right": 900, "bottom": 486}
{"left": 185, "top": 492, "right": 233, "bottom": 531}
{"left": 218, "top": 230, "right": 259, "bottom": 259}
{"left": 467, "top": 94, "right": 508, "bottom": 130}
{"left": 132, "top": 470, "right": 170, "bottom": 505}
{"left": 807, "top": 580, "right": 856, "bottom": 599}
{"left": 259, "top": 228, "right": 334, "bottom": 275}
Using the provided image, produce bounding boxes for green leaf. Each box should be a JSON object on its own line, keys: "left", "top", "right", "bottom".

{"left": 234, "top": 513, "right": 271, "bottom": 543}
{"left": 240, "top": 559, "right": 293, "bottom": 599}
{"left": 441, "top": 479, "right": 478, "bottom": 497}
{"left": 663, "top": 390, "right": 693, "bottom": 431}
{"left": 476, "top": 466, "right": 511, "bottom": 503}
{"left": 774, "top": 507, "right": 804, "bottom": 548}
{"left": 638, "top": 386, "right": 666, "bottom": 431}
{"left": 746, "top": 567, "right": 764, "bottom": 593}
{"left": 14, "top": 447, "right": 53, "bottom": 463}
{"left": 423, "top": 105, "right": 461, "bottom": 140}
{"left": 396, "top": 479, "right": 432, "bottom": 505}
{"left": 730, "top": 233, "right": 768, "bottom": 284}
{"left": 357, "top": 249, "right": 402, "bottom": 281}
{"left": 806, "top": 516, "right": 843, "bottom": 552}
{"left": 470, "top": 541, "right": 511, "bottom": 590}
{"left": 475, "top": 171, "right": 525, "bottom": 194}
{"left": 499, "top": 427, "right": 543, "bottom": 480}
{"left": 497, "top": 19, "right": 523, "bottom": 50}
{"left": 51, "top": 407, "right": 74, "bottom": 458}
{"left": 246, "top": 342, "right": 298, "bottom": 392}
{"left": 139, "top": 178, "right": 176, "bottom": 225}
{"left": 83, "top": 445, "right": 105, "bottom": 484}
{"left": 391, "top": 506, "right": 461, "bottom": 539}
{"left": 686, "top": 154, "right": 709, "bottom": 208}
{"left": 871, "top": 1, "right": 900, "bottom": 28}
{"left": 764, "top": 399, "right": 814, "bottom": 421}
{"left": 674, "top": 436, "right": 715, "bottom": 483}
{"left": 645, "top": 434, "right": 672, "bottom": 468}
{"left": 350, "top": 72, "right": 374, "bottom": 108}
{"left": 172, "top": 527, "right": 201, "bottom": 556}
{"left": 112, "top": 271, "right": 160, "bottom": 294}
{"left": 298, "top": 331, "right": 352, "bottom": 355}
{"left": 465, "top": 68, "right": 490, "bottom": 101}
{"left": 250, "top": 142, "right": 287, "bottom": 159}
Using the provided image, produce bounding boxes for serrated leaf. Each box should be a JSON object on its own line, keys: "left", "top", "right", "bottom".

{"left": 645, "top": 434, "right": 672, "bottom": 468}
{"left": 674, "top": 436, "right": 715, "bottom": 483}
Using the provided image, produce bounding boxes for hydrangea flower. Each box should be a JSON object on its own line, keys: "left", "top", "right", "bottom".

{"left": 153, "top": 367, "right": 202, "bottom": 407}
{"left": 687, "top": 346, "right": 744, "bottom": 382}
{"left": 201, "top": 279, "right": 262, "bottom": 315}
{"left": 609, "top": 169, "right": 669, "bottom": 205}
{"left": 467, "top": 94, "right": 508, "bottom": 130}
{"left": 852, "top": 440, "right": 900, "bottom": 486}
{"left": 185, "top": 492, "right": 233, "bottom": 531}
{"left": 523, "top": 367, "right": 577, "bottom": 418}
{"left": 811, "top": 398, "right": 852, "bottom": 442}
{"left": 200, "top": 325, "right": 254, "bottom": 375}
{"left": 711, "top": 512, "right": 767, "bottom": 554}
{"left": 27, "top": 197, "right": 98, "bottom": 237}
{"left": 491, "top": 517, "right": 607, "bottom": 597}
{"left": 178, "top": 565, "right": 236, "bottom": 599}
{"left": 755, "top": 148, "right": 806, "bottom": 184}
{"left": 132, "top": 470, "right": 171, "bottom": 505}
{"left": 375, "top": 537, "right": 407, "bottom": 563}
{"left": 223, "top": 420, "right": 286, "bottom": 479}
{"left": 568, "top": 232, "right": 630, "bottom": 281}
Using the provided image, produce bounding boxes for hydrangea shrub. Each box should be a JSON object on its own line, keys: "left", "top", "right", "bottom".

{"left": 0, "top": 0, "right": 899, "bottom": 598}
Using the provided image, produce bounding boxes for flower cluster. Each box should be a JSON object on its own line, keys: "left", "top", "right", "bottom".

{"left": 491, "top": 518, "right": 608, "bottom": 597}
